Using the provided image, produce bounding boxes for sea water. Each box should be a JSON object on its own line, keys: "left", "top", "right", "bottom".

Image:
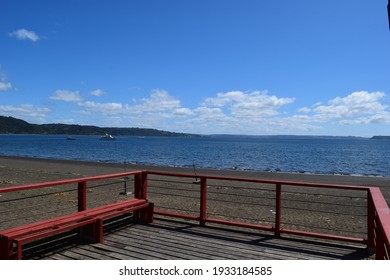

{"left": 0, "top": 134, "right": 389, "bottom": 177}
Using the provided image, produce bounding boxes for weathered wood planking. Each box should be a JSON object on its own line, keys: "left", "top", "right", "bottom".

{"left": 29, "top": 218, "right": 368, "bottom": 260}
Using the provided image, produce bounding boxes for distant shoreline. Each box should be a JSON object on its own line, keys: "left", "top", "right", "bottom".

{"left": 0, "top": 115, "right": 199, "bottom": 137}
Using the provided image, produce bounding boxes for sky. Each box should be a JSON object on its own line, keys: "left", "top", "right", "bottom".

{"left": 1, "top": 0, "right": 389, "bottom": 136}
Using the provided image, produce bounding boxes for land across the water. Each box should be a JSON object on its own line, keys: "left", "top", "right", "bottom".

{"left": 1, "top": 155, "right": 389, "bottom": 202}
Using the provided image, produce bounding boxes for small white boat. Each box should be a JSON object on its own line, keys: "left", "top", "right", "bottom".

{"left": 100, "top": 133, "right": 115, "bottom": 140}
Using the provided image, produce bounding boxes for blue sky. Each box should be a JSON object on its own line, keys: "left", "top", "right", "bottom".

{"left": 1, "top": 0, "right": 389, "bottom": 136}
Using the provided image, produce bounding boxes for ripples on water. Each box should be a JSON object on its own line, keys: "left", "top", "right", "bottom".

{"left": 0, "top": 134, "right": 389, "bottom": 177}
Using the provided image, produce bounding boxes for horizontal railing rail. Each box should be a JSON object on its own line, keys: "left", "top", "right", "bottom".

{"left": 0, "top": 171, "right": 143, "bottom": 194}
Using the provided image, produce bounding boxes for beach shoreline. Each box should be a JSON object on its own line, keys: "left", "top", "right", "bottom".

{"left": 1, "top": 155, "right": 389, "bottom": 201}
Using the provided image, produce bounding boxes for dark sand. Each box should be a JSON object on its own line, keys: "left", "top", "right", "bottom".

{"left": 1, "top": 155, "right": 389, "bottom": 199}
{"left": 0, "top": 155, "right": 389, "bottom": 239}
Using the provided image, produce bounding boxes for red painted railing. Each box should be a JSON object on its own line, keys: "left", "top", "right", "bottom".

{"left": 143, "top": 170, "right": 390, "bottom": 260}
{"left": 0, "top": 170, "right": 389, "bottom": 259}
{"left": 0, "top": 171, "right": 146, "bottom": 229}
{"left": 367, "top": 188, "right": 390, "bottom": 259}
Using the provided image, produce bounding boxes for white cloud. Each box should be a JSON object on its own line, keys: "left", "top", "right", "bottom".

{"left": 9, "top": 28, "right": 40, "bottom": 42}
{"left": 138, "top": 89, "right": 181, "bottom": 112}
{"left": 298, "top": 107, "right": 311, "bottom": 113}
{"left": 90, "top": 89, "right": 105, "bottom": 96}
{"left": 0, "top": 82, "right": 12, "bottom": 92}
{"left": 173, "top": 108, "right": 193, "bottom": 116}
{"left": 47, "top": 89, "right": 297, "bottom": 133}
{"left": 312, "top": 91, "right": 390, "bottom": 124}
{"left": 126, "top": 89, "right": 186, "bottom": 117}
{"left": 181, "top": 90, "right": 390, "bottom": 135}
{"left": 0, "top": 104, "right": 50, "bottom": 122}
{"left": 50, "top": 90, "right": 83, "bottom": 102}
{"left": 104, "top": 90, "right": 297, "bottom": 134}
{"left": 179, "top": 107, "right": 231, "bottom": 134}
{"left": 203, "top": 91, "right": 249, "bottom": 107}
{"left": 203, "top": 90, "right": 295, "bottom": 119}
{"left": 80, "top": 101, "right": 123, "bottom": 113}
{"left": 193, "top": 107, "right": 226, "bottom": 119}
{"left": 28, "top": 88, "right": 390, "bottom": 135}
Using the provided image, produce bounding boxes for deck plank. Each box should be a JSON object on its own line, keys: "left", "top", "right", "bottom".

{"left": 120, "top": 227, "right": 297, "bottom": 260}
{"left": 31, "top": 218, "right": 368, "bottom": 260}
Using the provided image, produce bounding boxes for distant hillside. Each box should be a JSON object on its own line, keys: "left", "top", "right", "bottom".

{"left": 0, "top": 116, "right": 197, "bottom": 137}
{"left": 371, "top": 136, "right": 390, "bottom": 140}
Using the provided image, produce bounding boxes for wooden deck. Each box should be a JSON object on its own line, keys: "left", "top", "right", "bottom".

{"left": 23, "top": 217, "right": 370, "bottom": 260}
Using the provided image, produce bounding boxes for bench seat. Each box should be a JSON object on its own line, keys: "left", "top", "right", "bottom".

{"left": 0, "top": 198, "right": 153, "bottom": 260}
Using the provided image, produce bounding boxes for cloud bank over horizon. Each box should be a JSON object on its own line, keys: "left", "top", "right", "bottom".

{"left": 1, "top": 86, "right": 389, "bottom": 136}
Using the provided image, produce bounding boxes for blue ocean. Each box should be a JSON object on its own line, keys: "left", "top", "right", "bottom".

{"left": 0, "top": 134, "right": 390, "bottom": 177}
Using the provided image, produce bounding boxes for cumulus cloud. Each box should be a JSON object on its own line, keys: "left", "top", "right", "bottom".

{"left": 175, "top": 90, "right": 297, "bottom": 134}
{"left": 312, "top": 91, "right": 389, "bottom": 124}
{"left": 9, "top": 28, "right": 40, "bottom": 42}
{"left": 203, "top": 90, "right": 295, "bottom": 118}
{"left": 181, "top": 90, "right": 390, "bottom": 134}
{"left": 126, "top": 89, "right": 192, "bottom": 117}
{"left": 50, "top": 90, "right": 83, "bottom": 102}
{"left": 136, "top": 89, "right": 181, "bottom": 112}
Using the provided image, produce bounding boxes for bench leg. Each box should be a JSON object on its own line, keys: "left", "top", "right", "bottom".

{"left": 78, "top": 219, "right": 103, "bottom": 243}
{"left": 0, "top": 236, "right": 15, "bottom": 260}
{"left": 95, "top": 218, "right": 104, "bottom": 243}
{"left": 146, "top": 203, "right": 154, "bottom": 223}
{"left": 136, "top": 203, "right": 154, "bottom": 224}
{"left": 16, "top": 240, "right": 23, "bottom": 260}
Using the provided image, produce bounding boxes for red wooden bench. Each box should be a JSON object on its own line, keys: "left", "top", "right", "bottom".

{"left": 0, "top": 198, "right": 153, "bottom": 260}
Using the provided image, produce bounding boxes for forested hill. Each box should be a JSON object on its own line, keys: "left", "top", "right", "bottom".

{"left": 0, "top": 116, "right": 197, "bottom": 137}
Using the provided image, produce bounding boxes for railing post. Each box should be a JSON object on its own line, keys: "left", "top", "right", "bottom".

{"left": 275, "top": 183, "right": 282, "bottom": 237}
{"left": 142, "top": 171, "right": 148, "bottom": 199}
{"left": 134, "top": 171, "right": 148, "bottom": 200}
{"left": 367, "top": 190, "right": 375, "bottom": 254}
{"left": 78, "top": 181, "right": 87, "bottom": 212}
{"left": 200, "top": 177, "right": 207, "bottom": 226}
{"left": 134, "top": 172, "right": 142, "bottom": 199}
{"left": 375, "top": 229, "right": 385, "bottom": 259}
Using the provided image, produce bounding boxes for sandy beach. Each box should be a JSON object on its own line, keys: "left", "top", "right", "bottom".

{"left": 1, "top": 155, "right": 389, "bottom": 199}
{"left": 0, "top": 155, "right": 389, "bottom": 240}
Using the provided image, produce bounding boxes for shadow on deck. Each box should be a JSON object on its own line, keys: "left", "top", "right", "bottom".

{"left": 25, "top": 217, "right": 369, "bottom": 260}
